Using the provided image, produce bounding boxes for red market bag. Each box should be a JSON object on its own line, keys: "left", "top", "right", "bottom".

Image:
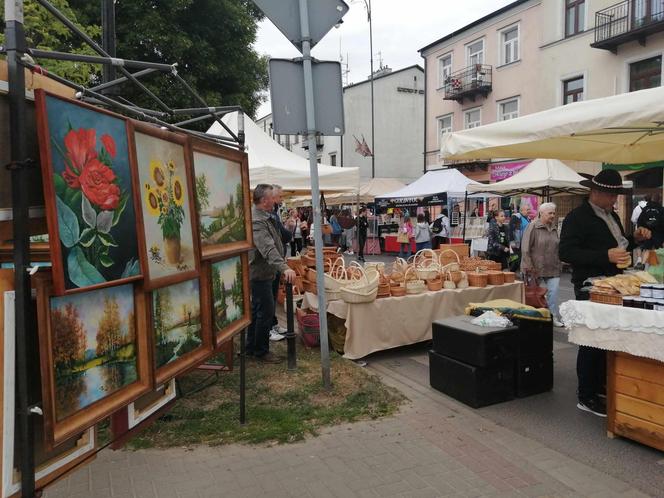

{"left": 524, "top": 272, "right": 547, "bottom": 309}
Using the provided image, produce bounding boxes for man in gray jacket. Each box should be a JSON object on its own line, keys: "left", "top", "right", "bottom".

{"left": 248, "top": 184, "right": 296, "bottom": 363}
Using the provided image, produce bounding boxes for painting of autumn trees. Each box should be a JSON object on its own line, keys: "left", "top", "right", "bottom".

{"left": 50, "top": 284, "right": 138, "bottom": 420}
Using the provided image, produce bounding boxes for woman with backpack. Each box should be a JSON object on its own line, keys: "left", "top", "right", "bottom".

{"left": 414, "top": 213, "right": 432, "bottom": 251}
{"left": 430, "top": 208, "right": 450, "bottom": 249}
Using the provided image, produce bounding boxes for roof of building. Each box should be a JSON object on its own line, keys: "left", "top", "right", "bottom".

{"left": 418, "top": 0, "right": 531, "bottom": 54}
{"left": 343, "top": 64, "right": 424, "bottom": 91}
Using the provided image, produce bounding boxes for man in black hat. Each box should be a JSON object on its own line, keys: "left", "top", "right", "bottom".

{"left": 560, "top": 169, "right": 651, "bottom": 417}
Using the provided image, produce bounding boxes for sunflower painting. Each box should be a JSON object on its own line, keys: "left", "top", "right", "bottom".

{"left": 132, "top": 126, "right": 198, "bottom": 287}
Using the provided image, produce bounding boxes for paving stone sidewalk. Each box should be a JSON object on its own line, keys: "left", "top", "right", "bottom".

{"left": 44, "top": 356, "right": 650, "bottom": 498}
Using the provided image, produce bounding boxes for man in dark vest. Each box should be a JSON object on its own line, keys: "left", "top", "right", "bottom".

{"left": 560, "top": 170, "right": 651, "bottom": 417}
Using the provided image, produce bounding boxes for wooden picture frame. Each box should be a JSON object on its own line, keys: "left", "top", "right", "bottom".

{"left": 189, "top": 138, "right": 253, "bottom": 259}
{"left": 128, "top": 120, "right": 200, "bottom": 290}
{"left": 34, "top": 90, "right": 142, "bottom": 296}
{"left": 149, "top": 277, "right": 214, "bottom": 386}
{"left": 2, "top": 284, "right": 97, "bottom": 498}
{"left": 109, "top": 378, "right": 176, "bottom": 450}
{"left": 201, "top": 254, "right": 251, "bottom": 347}
{"left": 36, "top": 276, "right": 152, "bottom": 448}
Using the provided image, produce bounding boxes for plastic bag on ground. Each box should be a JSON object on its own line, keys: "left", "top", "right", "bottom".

{"left": 470, "top": 311, "right": 513, "bottom": 328}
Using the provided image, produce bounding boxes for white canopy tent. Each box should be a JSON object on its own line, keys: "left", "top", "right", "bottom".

{"left": 466, "top": 159, "right": 589, "bottom": 198}
{"left": 290, "top": 177, "right": 407, "bottom": 207}
{"left": 377, "top": 168, "right": 487, "bottom": 203}
{"left": 441, "top": 86, "right": 664, "bottom": 164}
{"left": 207, "top": 112, "right": 360, "bottom": 193}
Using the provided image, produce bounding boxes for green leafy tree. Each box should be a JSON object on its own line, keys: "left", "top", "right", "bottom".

{"left": 68, "top": 0, "right": 269, "bottom": 123}
{"left": 0, "top": 0, "right": 101, "bottom": 85}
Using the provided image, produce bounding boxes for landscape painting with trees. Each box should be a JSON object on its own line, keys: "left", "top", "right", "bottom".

{"left": 152, "top": 279, "right": 203, "bottom": 369}
{"left": 194, "top": 150, "right": 248, "bottom": 257}
{"left": 211, "top": 256, "right": 245, "bottom": 337}
{"left": 49, "top": 284, "right": 138, "bottom": 421}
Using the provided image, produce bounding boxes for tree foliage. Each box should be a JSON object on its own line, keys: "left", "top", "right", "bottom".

{"left": 96, "top": 296, "right": 124, "bottom": 357}
{"left": 0, "top": 0, "right": 101, "bottom": 85}
{"left": 52, "top": 302, "right": 87, "bottom": 368}
{"left": 67, "top": 0, "right": 269, "bottom": 121}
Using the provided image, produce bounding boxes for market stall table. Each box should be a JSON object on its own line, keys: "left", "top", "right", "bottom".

{"left": 561, "top": 300, "right": 664, "bottom": 452}
{"left": 303, "top": 282, "right": 524, "bottom": 359}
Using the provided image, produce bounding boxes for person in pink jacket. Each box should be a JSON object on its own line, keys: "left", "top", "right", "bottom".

{"left": 398, "top": 216, "right": 414, "bottom": 258}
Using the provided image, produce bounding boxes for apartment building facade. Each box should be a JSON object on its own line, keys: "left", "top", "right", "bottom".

{"left": 420, "top": 0, "right": 664, "bottom": 185}
{"left": 256, "top": 65, "right": 425, "bottom": 183}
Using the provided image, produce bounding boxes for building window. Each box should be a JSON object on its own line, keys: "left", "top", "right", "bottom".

{"left": 466, "top": 39, "right": 484, "bottom": 66}
{"left": 329, "top": 153, "right": 337, "bottom": 166}
{"left": 438, "top": 114, "right": 453, "bottom": 147}
{"left": 438, "top": 53, "right": 453, "bottom": 87}
{"left": 501, "top": 25, "right": 519, "bottom": 65}
{"left": 629, "top": 56, "right": 662, "bottom": 92}
{"left": 464, "top": 108, "right": 481, "bottom": 129}
{"left": 563, "top": 76, "right": 584, "bottom": 104}
{"left": 498, "top": 97, "right": 519, "bottom": 120}
{"left": 565, "top": 0, "right": 585, "bottom": 37}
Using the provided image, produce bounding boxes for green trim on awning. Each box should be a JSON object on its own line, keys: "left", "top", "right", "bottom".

{"left": 603, "top": 161, "right": 664, "bottom": 172}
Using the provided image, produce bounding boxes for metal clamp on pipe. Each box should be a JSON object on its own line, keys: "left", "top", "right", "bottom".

{"left": 285, "top": 282, "right": 297, "bottom": 371}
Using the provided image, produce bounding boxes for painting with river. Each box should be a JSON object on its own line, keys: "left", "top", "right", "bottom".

{"left": 152, "top": 279, "right": 203, "bottom": 369}
{"left": 49, "top": 284, "right": 138, "bottom": 421}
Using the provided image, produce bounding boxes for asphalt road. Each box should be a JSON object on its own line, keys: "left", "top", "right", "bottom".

{"left": 360, "top": 267, "right": 664, "bottom": 497}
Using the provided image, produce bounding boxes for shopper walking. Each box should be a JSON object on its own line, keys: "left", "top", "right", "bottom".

{"left": 398, "top": 216, "right": 414, "bottom": 259}
{"left": 430, "top": 208, "right": 450, "bottom": 249}
{"left": 248, "top": 184, "right": 297, "bottom": 363}
{"left": 508, "top": 203, "right": 531, "bottom": 272}
{"left": 289, "top": 209, "right": 303, "bottom": 256}
{"left": 414, "top": 213, "right": 432, "bottom": 251}
{"left": 486, "top": 210, "right": 510, "bottom": 269}
{"left": 520, "top": 203, "right": 563, "bottom": 326}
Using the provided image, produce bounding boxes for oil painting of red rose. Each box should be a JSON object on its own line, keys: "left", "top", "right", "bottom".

{"left": 41, "top": 94, "right": 141, "bottom": 291}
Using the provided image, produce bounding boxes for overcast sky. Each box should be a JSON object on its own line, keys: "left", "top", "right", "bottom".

{"left": 253, "top": 0, "right": 513, "bottom": 118}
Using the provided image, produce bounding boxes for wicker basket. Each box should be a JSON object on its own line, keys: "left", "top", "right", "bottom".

{"left": 326, "top": 289, "right": 341, "bottom": 301}
{"left": 339, "top": 264, "right": 379, "bottom": 304}
{"left": 456, "top": 271, "right": 469, "bottom": 289}
{"left": 390, "top": 285, "right": 406, "bottom": 297}
{"left": 414, "top": 249, "right": 441, "bottom": 280}
{"left": 404, "top": 267, "right": 426, "bottom": 294}
{"left": 467, "top": 270, "right": 489, "bottom": 288}
{"left": 303, "top": 280, "right": 317, "bottom": 294}
{"left": 426, "top": 276, "right": 443, "bottom": 291}
{"left": 442, "top": 263, "right": 463, "bottom": 284}
{"left": 438, "top": 249, "right": 461, "bottom": 267}
{"left": 590, "top": 290, "right": 623, "bottom": 305}
{"left": 377, "top": 282, "right": 391, "bottom": 298}
{"left": 487, "top": 271, "right": 505, "bottom": 286}
{"left": 503, "top": 271, "right": 516, "bottom": 283}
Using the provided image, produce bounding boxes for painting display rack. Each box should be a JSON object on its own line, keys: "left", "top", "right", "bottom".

{"left": 3, "top": 0, "right": 252, "bottom": 495}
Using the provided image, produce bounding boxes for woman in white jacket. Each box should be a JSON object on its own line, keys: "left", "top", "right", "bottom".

{"left": 414, "top": 213, "right": 432, "bottom": 251}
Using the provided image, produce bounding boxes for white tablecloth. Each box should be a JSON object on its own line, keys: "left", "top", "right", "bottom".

{"left": 560, "top": 300, "right": 664, "bottom": 362}
{"left": 303, "top": 282, "right": 524, "bottom": 359}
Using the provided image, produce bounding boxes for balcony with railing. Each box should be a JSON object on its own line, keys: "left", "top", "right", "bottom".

{"left": 443, "top": 64, "right": 492, "bottom": 102}
{"left": 592, "top": 0, "right": 664, "bottom": 52}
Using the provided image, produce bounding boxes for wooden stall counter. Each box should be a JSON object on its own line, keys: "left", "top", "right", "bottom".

{"left": 562, "top": 300, "right": 664, "bottom": 452}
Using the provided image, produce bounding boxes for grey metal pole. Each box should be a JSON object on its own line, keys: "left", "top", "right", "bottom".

{"left": 367, "top": 0, "right": 375, "bottom": 179}
{"left": 299, "top": 0, "right": 331, "bottom": 389}
{"left": 5, "top": 1, "right": 36, "bottom": 496}
{"left": 101, "top": 0, "right": 116, "bottom": 86}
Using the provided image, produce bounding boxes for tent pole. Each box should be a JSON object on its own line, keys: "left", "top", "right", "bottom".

{"left": 462, "top": 192, "right": 468, "bottom": 242}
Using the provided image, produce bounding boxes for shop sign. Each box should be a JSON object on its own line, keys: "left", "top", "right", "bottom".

{"left": 376, "top": 193, "right": 447, "bottom": 208}
{"left": 490, "top": 161, "right": 530, "bottom": 182}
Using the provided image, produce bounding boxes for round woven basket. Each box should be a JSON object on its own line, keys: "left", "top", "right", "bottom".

{"left": 390, "top": 285, "right": 406, "bottom": 297}
{"left": 503, "top": 271, "right": 516, "bottom": 283}
{"left": 404, "top": 267, "right": 426, "bottom": 294}
{"left": 426, "top": 277, "right": 443, "bottom": 291}
{"left": 467, "top": 270, "right": 488, "bottom": 288}
{"left": 414, "top": 249, "right": 441, "bottom": 280}
{"left": 487, "top": 271, "right": 505, "bottom": 286}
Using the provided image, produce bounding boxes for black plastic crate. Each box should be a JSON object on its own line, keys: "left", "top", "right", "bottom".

{"left": 432, "top": 315, "right": 517, "bottom": 367}
{"left": 516, "top": 354, "right": 553, "bottom": 397}
{"left": 429, "top": 350, "right": 515, "bottom": 408}
{"left": 513, "top": 317, "right": 553, "bottom": 358}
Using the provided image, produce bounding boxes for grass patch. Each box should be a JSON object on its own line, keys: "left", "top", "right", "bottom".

{"left": 128, "top": 341, "right": 406, "bottom": 448}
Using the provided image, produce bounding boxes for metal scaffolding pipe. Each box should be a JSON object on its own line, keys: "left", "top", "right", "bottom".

{"left": 29, "top": 48, "right": 175, "bottom": 72}
{"left": 89, "top": 67, "right": 158, "bottom": 93}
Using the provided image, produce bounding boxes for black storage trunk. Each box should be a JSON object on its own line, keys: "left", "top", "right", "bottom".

{"left": 513, "top": 317, "right": 553, "bottom": 358}
{"left": 516, "top": 354, "right": 554, "bottom": 397}
{"left": 432, "top": 315, "right": 517, "bottom": 367}
{"left": 429, "top": 350, "right": 515, "bottom": 408}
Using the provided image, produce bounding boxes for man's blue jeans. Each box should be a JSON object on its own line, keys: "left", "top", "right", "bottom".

{"left": 539, "top": 276, "right": 560, "bottom": 321}
{"left": 247, "top": 279, "right": 274, "bottom": 357}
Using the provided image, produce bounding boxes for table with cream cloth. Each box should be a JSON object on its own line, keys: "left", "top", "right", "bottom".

{"left": 560, "top": 300, "right": 664, "bottom": 362}
{"left": 302, "top": 282, "right": 524, "bottom": 360}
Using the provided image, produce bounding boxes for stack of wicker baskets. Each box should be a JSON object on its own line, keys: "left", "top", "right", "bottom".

{"left": 487, "top": 270, "right": 505, "bottom": 286}
{"left": 466, "top": 269, "right": 489, "bottom": 288}
{"left": 339, "top": 265, "right": 380, "bottom": 303}
{"left": 461, "top": 256, "right": 501, "bottom": 272}
{"left": 503, "top": 271, "right": 516, "bottom": 283}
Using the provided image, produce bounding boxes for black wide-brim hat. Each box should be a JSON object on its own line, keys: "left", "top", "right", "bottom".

{"left": 579, "top": 169, "right": 631, "bottom": 195}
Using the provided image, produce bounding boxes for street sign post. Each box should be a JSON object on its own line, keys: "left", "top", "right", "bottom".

{"left": 269, "top": 59, "right": 344, "bottom": 136}
{"left": 253, "top": 0, "right": 348, "bottom": 389}
{"left": 252, "top": 0, "right": 348, "bottom": 52}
